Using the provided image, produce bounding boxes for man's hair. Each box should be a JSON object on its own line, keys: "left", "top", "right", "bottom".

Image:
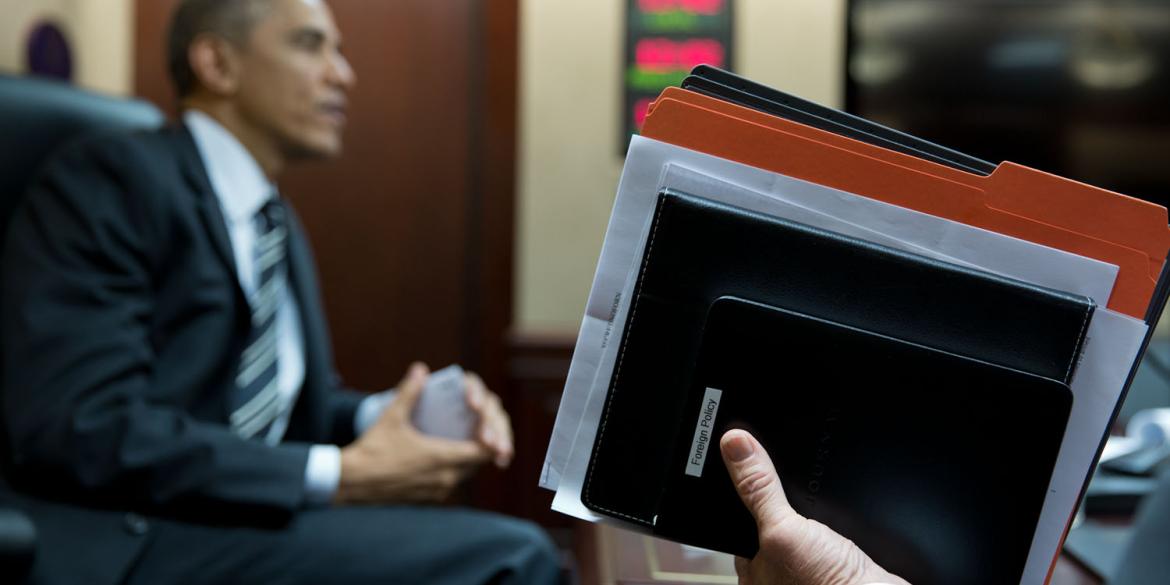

{"left": 167, "top": 0, "right": 272, "bottom": 98}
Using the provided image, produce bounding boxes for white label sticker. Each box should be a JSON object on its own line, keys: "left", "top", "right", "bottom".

{"left": 685, "top": 387, "right": 723, "bottom": 477}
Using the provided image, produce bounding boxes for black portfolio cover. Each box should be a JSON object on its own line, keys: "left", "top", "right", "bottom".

{"left": 582, "top": 190, "right": 1095, "bottom": 584}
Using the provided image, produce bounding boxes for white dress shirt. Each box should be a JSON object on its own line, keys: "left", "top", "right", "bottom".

{"left": 185, "top": 110, "right": 388, "bottom": 505}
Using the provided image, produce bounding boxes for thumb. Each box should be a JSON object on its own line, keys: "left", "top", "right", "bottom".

{"left": 386, "top": 362, "right": 429, "bottom": 420}
{"left": 720, "top": 429, "right": 794, "bottom": 530}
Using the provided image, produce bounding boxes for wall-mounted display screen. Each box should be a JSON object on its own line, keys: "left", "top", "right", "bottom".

{"left": 846, "top": 0, "right": 1170, "bottom": 208}
{"left": 847, "top": 0, "right": 1170, "bottom": 420}
{"left": 624, "top": 0, "right": 734, "bottom": 151}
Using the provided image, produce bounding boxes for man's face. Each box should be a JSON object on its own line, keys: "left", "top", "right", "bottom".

{"left": 232, "top": 0, "right": 355, "bottom": 160}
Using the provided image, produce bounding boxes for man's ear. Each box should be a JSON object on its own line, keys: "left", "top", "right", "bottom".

{"left": 187, "top": 35, "right": 243, "bottom": 96}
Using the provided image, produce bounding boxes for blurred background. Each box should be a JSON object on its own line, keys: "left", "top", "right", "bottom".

{"left": 2, "top": 0, "right": 1169, "bottom": 581}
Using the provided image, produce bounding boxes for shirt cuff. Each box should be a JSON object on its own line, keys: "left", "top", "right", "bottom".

{"left": 354, "top": 389, "right": 396, "bottom": 436}
{"left": 303, "top": 444, "right": 341, "bottom": 506}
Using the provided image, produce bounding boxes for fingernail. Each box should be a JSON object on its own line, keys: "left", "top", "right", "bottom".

{"left": 723, "top": 432, "right": 754, "bottom": 462}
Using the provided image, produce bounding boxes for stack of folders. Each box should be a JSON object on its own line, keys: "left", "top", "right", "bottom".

{"left": 540, "top": 66, "right": 1170, "bottom": 585}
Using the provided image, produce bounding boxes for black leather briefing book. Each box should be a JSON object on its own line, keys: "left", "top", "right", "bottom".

{"left": 582, "top": 191, "right": 1095, "bottom": 584}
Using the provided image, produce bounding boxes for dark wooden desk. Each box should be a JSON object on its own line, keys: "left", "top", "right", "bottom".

{"left": 577, "top": 523, "right": 1102, "bottom": 585}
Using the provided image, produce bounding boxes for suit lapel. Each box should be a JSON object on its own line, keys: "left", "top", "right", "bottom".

{"left": 169, "top": 125, "right": 251, "bottom": 422}
{"left": 173, "top": 125, "right": 245, "bottom": 295}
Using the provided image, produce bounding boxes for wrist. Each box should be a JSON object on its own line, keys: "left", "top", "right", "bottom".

{"left": 333, "top": 445, "right": 365, "bottom": 505}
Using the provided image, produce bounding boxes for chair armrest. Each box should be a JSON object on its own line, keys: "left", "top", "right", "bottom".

{"left": 0, "top": 507, "right": 36, "bottom": 582}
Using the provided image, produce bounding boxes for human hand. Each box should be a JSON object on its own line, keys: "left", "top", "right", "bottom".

{"left": 720, "top": 429, "right": 910, "bottom": 585}
{"left": 334, "top": 363, "right": 490, "bottom": 505}
{"left": 463, "top": 371, "right": 514, "bottom": 469}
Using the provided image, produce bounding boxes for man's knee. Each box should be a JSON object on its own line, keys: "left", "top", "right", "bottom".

{"left": 480, "top": 514, "right": 561, "bottom": 584}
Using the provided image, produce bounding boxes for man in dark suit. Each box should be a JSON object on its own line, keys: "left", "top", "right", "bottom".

{"left": 0, "top": 0, "right": 559, "bottom": 583}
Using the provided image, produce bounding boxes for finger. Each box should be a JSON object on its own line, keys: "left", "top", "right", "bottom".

{"left": 386, "top": 362, "right": 429, "bottom": 420}
{"left": 496, "top": 415, "right": 514, "bottom": 464}
{"left": 465, "top": 375, "right": 493, "bottom": 444}
{"left": 478, "top": 383, "right": 512, "bottom": 444}
{"left": 480, "top": 402, "right": 514, "bottom": 466}
{"left": 464, "top": 372, "right": 485, "bottom": 411}
{"left": 485, "top": 420, "right": 513, "bottom": 468}
{"left": 466, "top": 375, "right": 507, "bottom": 450}
{"left": 426, "top": 435, "right": 491, "bottom": 466}
{"left": 476, "top": 413, "right": 500, "bottom": 456}
{"left": 733, "top": 556, "right": 750, "bottom": 578}
{"left": 485, "top": 394, "right": 514, "bottom": 466}
{"left": 720, "top": 429, "right": 794, "bottom": 530}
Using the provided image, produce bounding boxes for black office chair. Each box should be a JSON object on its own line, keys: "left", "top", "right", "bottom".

{"left": 0, "top": 74, "right": 163, "bottom": 582}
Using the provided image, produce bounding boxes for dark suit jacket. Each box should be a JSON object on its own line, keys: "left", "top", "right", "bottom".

{"left": 0, "top": 125, "right": 365, "bottom": 582}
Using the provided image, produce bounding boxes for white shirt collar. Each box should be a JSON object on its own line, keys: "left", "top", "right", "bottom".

{"left": 183, "top": 109, "right": 275, "bottom": 224}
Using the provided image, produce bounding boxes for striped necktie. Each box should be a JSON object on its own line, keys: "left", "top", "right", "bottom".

{"left": 230, "top": 198, "right": 288, "bottom": 440}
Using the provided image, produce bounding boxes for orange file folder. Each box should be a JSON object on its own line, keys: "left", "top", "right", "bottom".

{"left": 641, "top": 95, "right": 1170, "bottom": 319}
{"left": 657, "top": 87, "right": 1170, "bottom": 276}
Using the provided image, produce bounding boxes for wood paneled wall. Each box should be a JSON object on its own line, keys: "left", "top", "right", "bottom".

{"left": 503, "top": 330, "right": 577, "bottom": 530}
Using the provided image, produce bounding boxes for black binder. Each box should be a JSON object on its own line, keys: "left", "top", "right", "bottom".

{"left": 674, "top": 68, "right": 1170, "bottom": 562}
{"left": 582, "top": 190, "right": 1095, "bottom": 585}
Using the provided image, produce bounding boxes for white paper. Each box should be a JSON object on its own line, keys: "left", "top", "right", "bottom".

{"left": 379, "top": 365, "right": 476, "bottom": 440}
{"left": 543, "top": 136, "right": 1120, "bottom": 494}
{"left": 1020, "top": 308, "right": 1145, "bottom": 584}
{"left": 414, "top": 364, "right": 474, "bottom": 440}
{"left": 544, "top": 136, "right": 1146, "bottom": 584}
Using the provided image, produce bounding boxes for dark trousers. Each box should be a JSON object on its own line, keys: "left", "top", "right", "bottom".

{"left": 121, "top": 506, "right": 560, "bottom": 585}
{"left": 17, "top": 498, "right": 560, "bottom": 585}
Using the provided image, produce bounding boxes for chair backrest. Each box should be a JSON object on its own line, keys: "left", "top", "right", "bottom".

{"left": 0, "top": 74, "right": 165, "bottom": 245}
{"left": 0, "top": 74, "right": 164, "bottom": 478}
